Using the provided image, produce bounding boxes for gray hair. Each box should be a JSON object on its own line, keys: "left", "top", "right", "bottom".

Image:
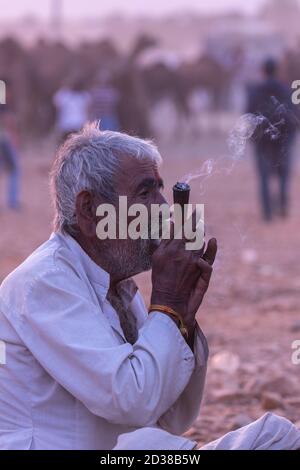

{"left": 50, "top": 122, "right": 162, "bottom": 234}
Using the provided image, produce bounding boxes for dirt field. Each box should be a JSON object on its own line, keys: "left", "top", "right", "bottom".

{"left": 1, "top": 131, "right": 299, "bottom": 446}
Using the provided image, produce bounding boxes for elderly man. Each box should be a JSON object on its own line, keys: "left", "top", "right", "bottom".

{"left": 0, "top": 123, "right": 217, "bottom": 450}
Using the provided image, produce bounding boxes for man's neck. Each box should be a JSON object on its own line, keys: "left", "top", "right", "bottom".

{"left": 72, "top": 233, "right": 126, "bottom": 287}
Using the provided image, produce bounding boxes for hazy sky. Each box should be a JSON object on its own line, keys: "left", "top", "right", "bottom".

{"left": 0, "top": 0, "right": 269, "bottom": 19}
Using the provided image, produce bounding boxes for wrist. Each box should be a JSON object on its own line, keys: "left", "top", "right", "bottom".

{"left": 151, "top": 292, "right": 187, "bottom": 316}
{"left": 149, "top": 304, "right": 189, "bottom": 340}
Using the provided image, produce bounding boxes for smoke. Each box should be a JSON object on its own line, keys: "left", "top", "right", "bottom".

{"left": 183, "top": 159, "right": 214, "bottom": 185}
{"left": 180, "top": 113, "right": 267, "bottom": 188}
{"left": 175, "top": 97, "right": 300, "bottom": 288}
{"left": 180, "top": 95, "right": 299, "bottom": 187}
{"left": 227, "top": 113, "right": 264, "bottom": 161}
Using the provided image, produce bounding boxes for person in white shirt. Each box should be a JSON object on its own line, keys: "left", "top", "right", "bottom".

{"left": 53, "top": 79, "right": 90, "bottom": 143}
{"left": 0, "top": 122, "right": 217, "bottom": 450}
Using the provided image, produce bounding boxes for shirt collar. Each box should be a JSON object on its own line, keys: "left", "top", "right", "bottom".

{"left": 50, "top": 232, "right": 138, "bottom": 307}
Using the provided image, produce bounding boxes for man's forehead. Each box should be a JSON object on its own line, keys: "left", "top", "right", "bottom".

{"left": 120, "top": 154, "right": 157, "bottom": 170}
{"left": 118, "top": 155, "right": 161, "bottom": 185}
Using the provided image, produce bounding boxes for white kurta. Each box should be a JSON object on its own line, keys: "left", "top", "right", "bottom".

{"left": 0, "top": 232, "right": 208, "bottom": 450}
{"left": 114, "top": 413, "right": 300, "bottom": 451}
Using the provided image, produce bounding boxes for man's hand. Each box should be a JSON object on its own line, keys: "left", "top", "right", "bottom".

{"left": 151, "top": 224, "right": 217, "bottom": 333}
{"left": 186, "top": 238, "right": 217, "bottom": 323}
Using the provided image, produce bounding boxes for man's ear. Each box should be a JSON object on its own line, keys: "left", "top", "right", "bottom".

{"left": 75, "top": 190, "right": 98, "bottom": 238}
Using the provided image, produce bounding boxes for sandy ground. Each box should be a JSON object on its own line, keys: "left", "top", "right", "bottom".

{"left": 0, "top": 131, "right": 300, "bottom": 446}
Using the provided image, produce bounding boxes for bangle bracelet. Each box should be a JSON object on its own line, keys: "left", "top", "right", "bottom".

{"left": 148, "top": 304, "right": 189, "bottom": 339}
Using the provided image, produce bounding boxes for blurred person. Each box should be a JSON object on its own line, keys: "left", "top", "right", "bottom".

{"left": 53, "top": 76, "right": 90, "bottom": 143}
{"left": 89, "top": 70, "right": 120, "bottom": 131}
{"left": 247, "top": 58, "right": 298, "bottom": 221}
{"left": 0, "top": 123, "right": 217, "bottom": 450}
{"left": 0, "top": 79, "right": 21, "bottom": 210}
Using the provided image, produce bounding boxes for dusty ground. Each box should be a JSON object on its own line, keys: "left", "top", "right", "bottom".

{"left": 0, "top": 131, "right": 299, "bottom": 446}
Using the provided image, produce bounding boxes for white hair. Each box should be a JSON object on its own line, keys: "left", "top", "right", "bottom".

{"left": 50, "top": 122, "right": 162, "bottom": 234}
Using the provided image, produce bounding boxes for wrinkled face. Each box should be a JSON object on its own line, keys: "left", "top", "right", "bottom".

{"left": 96, "top": 154, "right": 167, "bottom": 281}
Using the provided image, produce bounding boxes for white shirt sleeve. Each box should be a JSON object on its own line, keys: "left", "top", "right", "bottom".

{"left": 158, "top": 323, "right": 208, "bottom": 434}
{"left": 7, "top": 267, "right": 199, "bottom": 428}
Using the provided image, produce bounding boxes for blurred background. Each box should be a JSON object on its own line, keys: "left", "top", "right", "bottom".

{"left": 1, "top": 0, "right": 300, "bottom": 446}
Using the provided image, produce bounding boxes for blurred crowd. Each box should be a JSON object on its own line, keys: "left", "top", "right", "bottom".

{"left": 0, "top": 33, "right": 300, "bottom": 219}
{"left": 0, "top": 34, "right": 298, "bottom": 140}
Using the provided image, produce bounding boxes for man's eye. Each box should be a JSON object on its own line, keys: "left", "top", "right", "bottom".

{"left": 140, "top": 190, "right": 150, "bottom": 197}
